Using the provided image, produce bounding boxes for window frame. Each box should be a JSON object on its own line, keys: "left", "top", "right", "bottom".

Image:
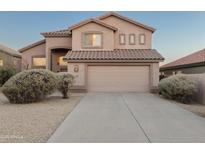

{"left": 82, "top": 32, "right": 103, "bottom": 49}
{"left": 119, "top": 33, "right": 126, "bottom": 45}
{"left": 139, "top": 34, "right": 146, "bottom": 45}
{"left": 129, "top": 34, "right": 136, "bottom": 45}
{"left": 32, "top": 55, "right": 46, "bottom": 68}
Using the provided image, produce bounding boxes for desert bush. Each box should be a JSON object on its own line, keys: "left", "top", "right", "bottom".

{"left": 2, "top": 69, "right": 57, "bottom": 103}
{"left": 158, "top": 75, "right": 197, "bottom": 103}
{"left": 0, "top": 67, "right": 16, "bottom": 87}
{"left": 56, "top": 73, "right": 74, "bottom": 99}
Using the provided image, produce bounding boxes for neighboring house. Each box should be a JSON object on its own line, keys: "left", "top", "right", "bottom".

{"left": 19, "top": 12, "right": 164, "bottom": 92}
{"left": 160, "top": 48, "right": 205, "bottom": 76}
{"left": 0, "top": 43, "right": 21, "bottom": 71}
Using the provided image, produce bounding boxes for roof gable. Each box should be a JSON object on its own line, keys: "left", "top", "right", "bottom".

{"left": 68, "top": 18, "right": 118, "bottom": 31}
{"left": 98, "top": 12, "right": 155, "bottom": 33}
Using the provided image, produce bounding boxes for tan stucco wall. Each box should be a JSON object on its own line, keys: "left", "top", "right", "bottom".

{"left": 0, "top": 51, "right": 21, "bottom": 71}
{"left": 13, "top": 56, "right": 22, "bottom": 72}
{"left": 150, "top": 63, "right": 159, "bottom": 87}
{"left": 101, "top": 16, "right": 152, "bottom": 49}
{"left": 21, "top": 43, "right": 45, "bottom": 70}
{"left": 45, "top": 37, "right": 72, "bottom": 69}
{"left": 72, "top": 22, "right": 115, "bottom": 50}
{"left": 67, "top": 63, "right": 86, "bottom": 87}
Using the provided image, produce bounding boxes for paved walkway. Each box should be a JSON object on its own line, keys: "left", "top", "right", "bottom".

{"left": 48, "top": 93, "right": 205, "bottom": 143}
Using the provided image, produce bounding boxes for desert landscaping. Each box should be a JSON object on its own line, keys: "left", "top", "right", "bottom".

{"left": 0, "top": 92, "right": 82, "bottom": 142}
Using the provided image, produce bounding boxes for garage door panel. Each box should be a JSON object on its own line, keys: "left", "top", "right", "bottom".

{"left": 87, "top": 66, "right": 150, "bottom": 92}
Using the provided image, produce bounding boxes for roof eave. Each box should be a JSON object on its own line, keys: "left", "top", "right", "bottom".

{"left": 63, "top": 59, "right": 164, "bottom": 63}
{"left": 0, "top": 49, "right": 21, "bottom": 58}
{"left": 41, "top": 33, "right": 71, "bottom": 38}
{"left": 18, "top": 39, "right": 46, "bottom": 53}
{"left": 68, "top": 18, "right": 118, "bottom": 32}
{"left": 160, "top": 61, "right": 205, "bottom": 71}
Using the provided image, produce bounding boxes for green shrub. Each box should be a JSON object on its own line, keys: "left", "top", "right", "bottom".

{"left": 56, "top": 73, "right": 74, "bottom": 99}
{"left": 2, "top": 69, "right": 57, "bottom": 103}
{"left": 0, "top": 67, "right": 16, "bottom": 87}
{"left": 158, "top": 75, "right": 197, "bottom": 103}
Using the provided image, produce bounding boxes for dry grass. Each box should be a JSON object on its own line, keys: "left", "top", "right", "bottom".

{"left": 0, "top": 92, "right": 83, "bottom": 143}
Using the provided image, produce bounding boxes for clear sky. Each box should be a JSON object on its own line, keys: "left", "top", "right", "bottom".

{"left": 0, "top": 11, "right": 205, "bottom": 65}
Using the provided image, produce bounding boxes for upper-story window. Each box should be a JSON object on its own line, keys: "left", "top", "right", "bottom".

{"left": 129, "top": 34, "right": 136, "bottom": 45}
{"left": 0, "top": 58, "right": 3, "bottom": 66}
{"left": 139, "top": 34, "right": 146, "bottom": 45}
{"left": 82, "top": 33, "right": 102, "bottom": 48}
{"left": 32, "top": 56, "right": 46, "bottom": 68}
{"left": 119, "top": 34, "right": 126, "bottom": 45}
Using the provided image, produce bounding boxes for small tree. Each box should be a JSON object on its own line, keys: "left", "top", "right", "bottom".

{"left": 56, "top": 73, "right": 74, "bottom": 99}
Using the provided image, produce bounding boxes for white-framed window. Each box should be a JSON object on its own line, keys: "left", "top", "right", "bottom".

{"left": 139, "top": 34, "right": 145, "bottom": 45}
{"left": 0, "top": 58, "right": 3, "bottom": 66}
{"left": 119, "top": 34, "right": 126, "bottom": 45}
{"left": 58, "top": 56, "right": 67, "bottom": 66}
{"left": 129, "top": 34, "right": 135, "bottom": 45}
{"left": 32, "top": 57, "right": 46, "bottom": 67}
{"left": 82, "top": 33, "right": 102, "bottom": 48}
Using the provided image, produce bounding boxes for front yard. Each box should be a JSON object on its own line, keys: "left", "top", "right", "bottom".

{"left": 0, "top": 92, "right": 82, "bottom": 143}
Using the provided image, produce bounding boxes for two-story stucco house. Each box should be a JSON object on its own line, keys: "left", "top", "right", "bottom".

{"left": 19, "top": 12, "right": 164, "bottom": 92}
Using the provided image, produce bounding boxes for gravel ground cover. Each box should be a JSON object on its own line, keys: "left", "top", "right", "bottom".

{"left": 0, "top": 92, "right": 83, "bottom": 143}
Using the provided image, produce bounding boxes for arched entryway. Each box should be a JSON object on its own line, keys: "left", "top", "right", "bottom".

{"left": 51, "top": 48, "right": 70, "bottom": 72}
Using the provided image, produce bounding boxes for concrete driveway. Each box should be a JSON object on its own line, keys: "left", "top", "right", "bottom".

{"left": 48, "top": 93, "right": 205, "bottom": 143}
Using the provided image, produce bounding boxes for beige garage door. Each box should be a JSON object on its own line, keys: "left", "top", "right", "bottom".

{"left": 87, "top": 66, "right": 150, "bottom": 92}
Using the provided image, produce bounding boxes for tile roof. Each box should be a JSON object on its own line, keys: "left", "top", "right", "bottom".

{"left": 0, "top": 43, "right": 21, "bottom": 57}
{"left": 161, "top": 48, "right": 205, "bottom": 69}
{"left": 19, "top": 39, "right": 46, "bottom": 53}
{"left": 64, "top": 49, "right": 164, "bottom": 62}
{"left": 98, "top": 12, "right": 156, "bottom": 32}
{"left": 41, "top": 29, "right": 71, "bottom": 37}
{"left": 68, "top": 18, "right": 118, "bottom": 31}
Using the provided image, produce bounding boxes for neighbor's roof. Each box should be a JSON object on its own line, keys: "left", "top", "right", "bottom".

{"left": 161, "top": 48, "right": 205, "bottom": 70}
{"left": 68, "top": 18, "right": 118, "bottom": 31}
{"left": 41, "top": 29, "right": 71, "bottom": 37}
{"left": 19, "top": 39, "right": 46, "bottom": 53}
{"left": 64, "top": 49, "right": 164, "bottom": 62}
{"left": 98, "top": 12, "right": 156, "bottom": 33}
{"left": 0, "top": 43, "right": 21, "bottom": 58}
